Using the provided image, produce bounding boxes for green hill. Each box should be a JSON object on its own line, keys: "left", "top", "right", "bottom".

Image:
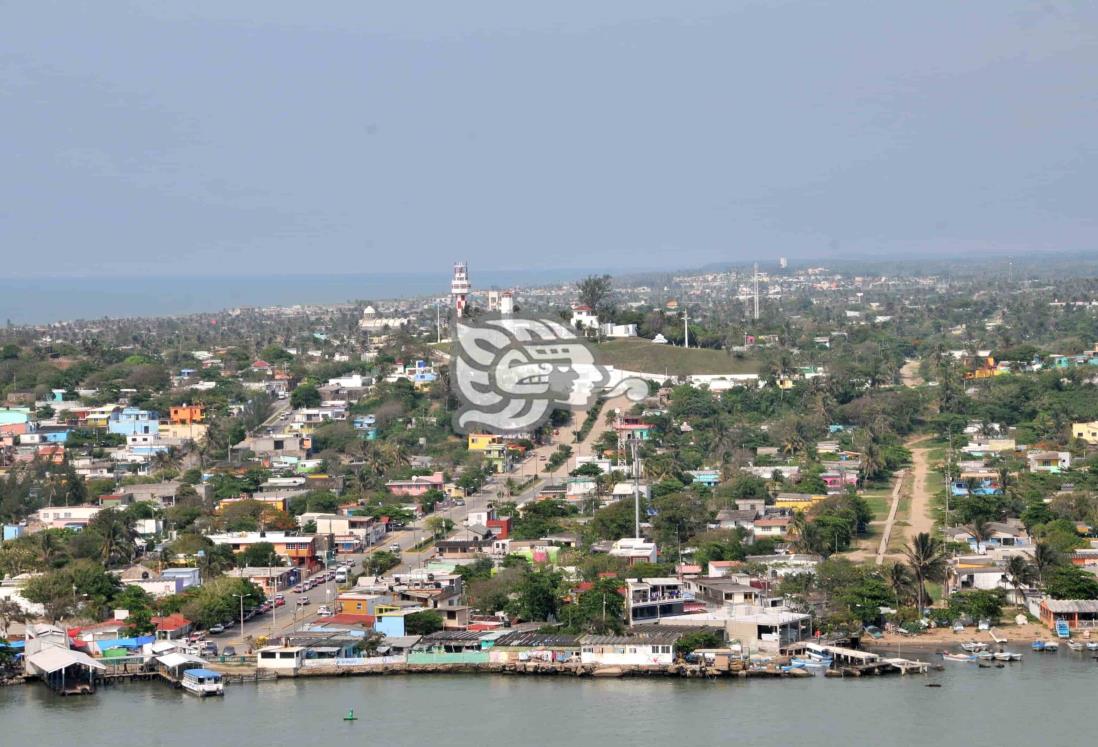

{"left": 595, "top": 338, "right": 762, "bottom": 377}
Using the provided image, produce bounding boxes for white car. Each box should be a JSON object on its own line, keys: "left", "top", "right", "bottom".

{"left": 389, "top": 544, "right": 402, "bottom": 553}
{"left": 316, "top": 605, "right": 334, "bottom": 617}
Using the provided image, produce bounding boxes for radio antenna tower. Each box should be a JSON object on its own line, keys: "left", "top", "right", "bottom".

{"left": 753, "top": 262, "right": 760, "bottom": 320}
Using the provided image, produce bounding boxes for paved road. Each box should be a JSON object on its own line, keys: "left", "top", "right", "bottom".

{"left": 216, "top": 396, "right": 630, "bottom": 648}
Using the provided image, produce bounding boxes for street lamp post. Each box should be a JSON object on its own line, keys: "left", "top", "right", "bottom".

{"left": 232, "top": 593, "right": 245, "bottom": 647}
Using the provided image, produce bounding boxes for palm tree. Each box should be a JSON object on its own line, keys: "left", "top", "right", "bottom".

{"left": 967, "top": 518, "right": 992, "bottom": 551}
{"left": 903, "top": 532, "right": 947, "bottom": 611}
{"left": 1005, "top": 554, "right": 1035, "bottom": 605}
{"left": 1030, "top": 541, "right": 1062, "bottom": 588}
{"left": 886, "top": 562, "right": 916, "bottom": 608}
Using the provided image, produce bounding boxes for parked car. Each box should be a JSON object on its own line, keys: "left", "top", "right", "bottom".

{"left": 222, "top": 646, "right": 237, "bottom": 657}
{"left": 274, "top": 598, "right": 286, "bottom": 608}
{"left": 208, "top": 624, "right": 225, "bottom": 635}
{"left": 201, "top": 642, "right": 218, "bottom": 657}
{"left": 454, "top": 498, "right": 465, "bottom": 506}
{"left": 293, "top": 584, "right": 305, "bottom": 593}
{"left": 389, "top": 543, "right": 402, "bottom": 553}
{"left": 297, "top": 596, "right": 310, "bottom": 606}
{"left": 316, "top": 605, "right": 333, "bottom": 617}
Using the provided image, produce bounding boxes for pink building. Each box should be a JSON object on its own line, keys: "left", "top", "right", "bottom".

{"left": 34, "top": 505, "right": 102, "bottom": 529}
{"left": 385, "top": 471, "right": 445, "bottom": 497}
{"left": 821, "top": 471, "right": 859, "bottom": 492}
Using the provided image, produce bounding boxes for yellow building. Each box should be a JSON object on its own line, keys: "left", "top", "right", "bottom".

{"left": 467, "top": 434, "right": 501, "bottom": 451}
{"left": 1072, "top": 421, "right": 1098, "bottom": 445}
{"left": 774, "top": 492, "right": 828, "bottom": 512}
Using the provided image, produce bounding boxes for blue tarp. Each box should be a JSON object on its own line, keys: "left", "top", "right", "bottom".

{"left": 99, "top": 635, "right": 155, "bottom": 650}
{"left": 183, "top": 668, "right": 222, "bottom": 679}
{"left": 0, "top": 640, "right": 25, "bottom": 650}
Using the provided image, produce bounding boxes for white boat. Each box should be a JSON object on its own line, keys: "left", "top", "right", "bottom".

{"left": 993, "top": 651, "right": 1022, "bottom": 661}
{"left": 181, "top": 668, "right": 224, "bottom": 697}
{"left": 974, "top": 651, "right": 994, "bottom": 660}
{"left": 792, "top": 657, "right": 831, "bottom": 669}
{"left": 960, "top": 641, "right": 989, "bottom": 653}
{"left": 1043, "top": 640, "right": 1060, "bottom": 651}
{"left": 1086, "top": 642, "right": 1098, "bottom": 652}
{"left": 1067, "top": 640, "right": 1085, "bottom": 652}
{"left": 941, "top": 653, "right": 976, "bottom": 662}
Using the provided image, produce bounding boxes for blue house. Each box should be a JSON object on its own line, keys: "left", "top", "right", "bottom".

{"left": 686, "top": 469, "right": 721, "bottom": 488}
{"left": 950, "top": 479, "right": 1002, "bottom": 497}
{"left": 108, "top": 407, "right": 160, "bottom": 436}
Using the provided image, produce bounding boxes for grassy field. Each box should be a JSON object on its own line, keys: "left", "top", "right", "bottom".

{"left": 595, "top": 338, "right": 764, "bottom": 376}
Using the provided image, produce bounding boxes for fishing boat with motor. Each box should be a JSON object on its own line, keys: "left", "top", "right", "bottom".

{"left": 791, "top": 657, "right": 832, "bottom": 669}
{"left": 941, "top": 652, "right": 976, "bottom": 662}
{"left": 960, "top": 641, "right": 989, "bottom": 653}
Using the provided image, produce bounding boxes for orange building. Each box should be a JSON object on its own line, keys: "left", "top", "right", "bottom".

{"left": 169, "top": 405, "right": 206, "bottom": 425}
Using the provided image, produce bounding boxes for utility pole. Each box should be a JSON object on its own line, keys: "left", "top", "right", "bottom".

{"left": 631, "top": 439, "right": 641, "bottom": 539}
{"left": 683, "top": 307, "right": 689, "bottom": 349}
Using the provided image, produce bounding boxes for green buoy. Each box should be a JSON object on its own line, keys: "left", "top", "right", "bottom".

{"left": 343, "top": 709, "right": 358, "bottom": 722}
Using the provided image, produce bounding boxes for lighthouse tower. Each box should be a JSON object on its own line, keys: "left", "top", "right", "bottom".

{"left": 451, "top": 262, "right": 471, "bottom": 318}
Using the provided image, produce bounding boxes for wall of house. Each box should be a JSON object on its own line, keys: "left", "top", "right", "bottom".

{"left": 580, "top": 645, "right": 673, "bottom": 666}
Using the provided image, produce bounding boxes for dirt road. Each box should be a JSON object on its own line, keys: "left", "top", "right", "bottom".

{"left": 900, "top": 358, "right": 924, "bottom": 387}
{"left": 905, "top": 446, "right": 936, "bottom": 540}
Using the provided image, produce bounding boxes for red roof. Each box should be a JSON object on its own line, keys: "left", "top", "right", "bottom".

{"left": 151, "top": 613, "right": 191, "bottom": 631}
{"left": 251, "top": 359, "right": 271, "bottom": 369}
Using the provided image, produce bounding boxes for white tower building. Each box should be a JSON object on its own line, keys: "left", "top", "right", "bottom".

{"left": 451, "top": 262, "right": 471, "bottom": 318}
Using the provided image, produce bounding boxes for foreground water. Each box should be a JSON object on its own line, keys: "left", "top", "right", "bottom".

{"left": 3, "top": 653, "right": 1096, "bottom": 747}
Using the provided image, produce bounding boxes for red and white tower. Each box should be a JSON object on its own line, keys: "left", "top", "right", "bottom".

{"left": 451, "top": 261, "right": 471, "bottom": 318}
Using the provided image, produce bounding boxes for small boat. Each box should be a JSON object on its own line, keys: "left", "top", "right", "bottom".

{"left": 1043, "top": 640, "right": 1060, "bottom": 652}
{"left": 1067, "top": 640, "right": 1085, "bottom": 652}
{"left": 180, "top": 668, "right": 224, "bottom": 697}
{"left": 1032, "top": 640, "right": 1045, "bottom": 652}
{"left": 941, "top": 653, "right": 976, "bottom": 662}
{"left": 1085, "top": 642, "right": 1098, "bottom": 652}
{"left": 974, "top": 651, "right": 994, "bottom": 661}
{"left": 992, "top": 652, "right": 1012, "bottom": 661}
{"left": 960, "top": 641, "right": 989, "bottom": 653}
{"left": 792, "top": 657, "right": 831, "bottom": 669}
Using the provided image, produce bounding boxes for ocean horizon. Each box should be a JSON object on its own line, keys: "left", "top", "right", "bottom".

{"left": 0, "top": 268, "right": 602, "bottom": 325}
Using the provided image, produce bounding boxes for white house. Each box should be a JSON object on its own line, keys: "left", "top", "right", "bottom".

{"left": 579, "top": 633, "right": 679, "bottom": 667}
{"left": 609, "top": 537, "right": 657, "bottom": 565}
{"left": 571, "top": 306, "right": 599, "bottom": 330}
{"left": 256, "top": 645, "right": 305, "bottom": 672}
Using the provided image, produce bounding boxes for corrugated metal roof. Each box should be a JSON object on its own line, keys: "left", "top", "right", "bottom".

{"left": 1042, "top": 599, "right": 1098, "bottom": 613}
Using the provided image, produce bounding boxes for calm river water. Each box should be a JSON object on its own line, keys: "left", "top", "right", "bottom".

{"left": 3, "top": 652, "right": 1096, "bottom": 746}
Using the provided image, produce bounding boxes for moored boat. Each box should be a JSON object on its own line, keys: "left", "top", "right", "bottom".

{"left": 181, "top": 668, "right": 224, "bottom": 697}
{"left": 960, "top": 641, "right": 989, "bottom": 653}
{"left": 1085, "top": 642, "right": 1098, "bottom": 652}
{"left": 941, "top": 652, "right": 976, "bottom": 662}
{"left": 1043, "top": 640, "right": 1060, "bottom": 652}
{"left": 1067, "top": 640, "right": 1084, "bottom": 652}
{"left": 1031, "top": 640, "right": 1045, "bottom": 652}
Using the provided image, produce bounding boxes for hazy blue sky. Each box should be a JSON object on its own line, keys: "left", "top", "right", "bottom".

{"left": 2, "top": 1, "right": 1096, "bottom": 277}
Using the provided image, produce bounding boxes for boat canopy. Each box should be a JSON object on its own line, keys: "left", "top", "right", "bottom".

{"left": 183, "top": 668, "right": 223, "bottom": 679}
